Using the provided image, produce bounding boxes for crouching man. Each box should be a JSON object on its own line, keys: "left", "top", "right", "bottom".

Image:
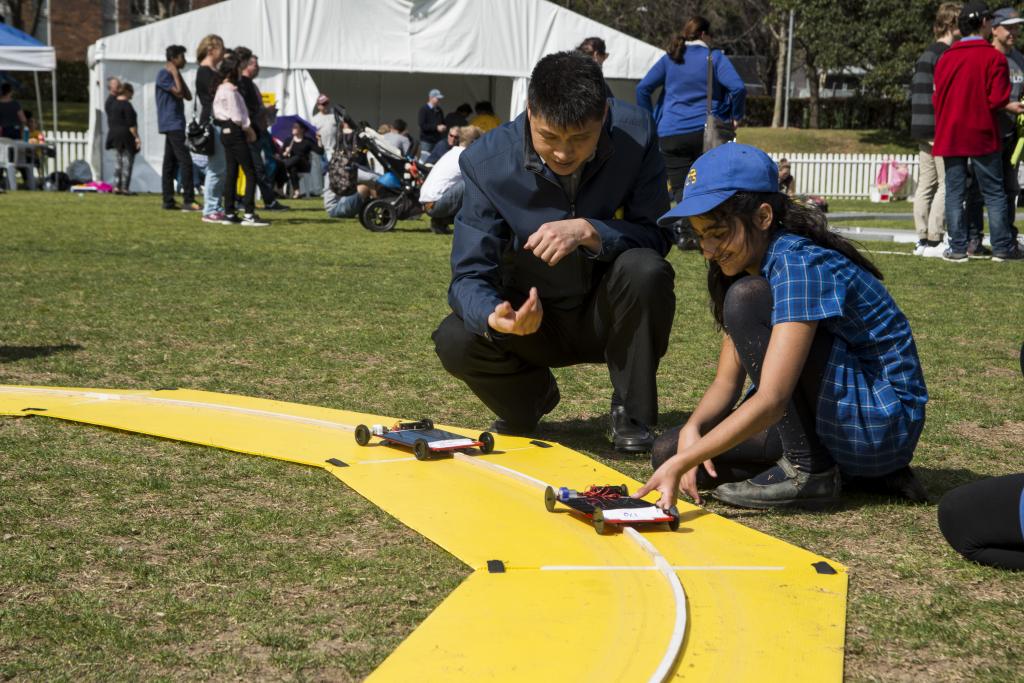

{"left": 432, "top": 51, "right": 676, "bottom": 453}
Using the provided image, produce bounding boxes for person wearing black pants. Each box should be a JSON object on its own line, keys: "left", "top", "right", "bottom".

{"left": 433, "top": 52, "right": 674, "bottom": 453}
{"left": 937, "top": 343, "right": 1024, "bottom": 571}
{"left": 235, "top": 47, "right": 286, "bottom": 211}
{"left": 155, "top": 45, "right": 196, "bottom": 210}
{"left": 939, "top": 474, "right": 1024, "bottom": 570}
{"left": 434, "top": 248, "right": 675, "bottom": 436}
{"left": 213, "top": 54, "right": 268, "bottom": 227}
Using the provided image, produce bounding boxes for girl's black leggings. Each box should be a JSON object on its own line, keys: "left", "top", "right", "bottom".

{"left": 219, "top": 121, "right": 256, "bottom": 215}
{"left": 938, "top": 474, "right": 1024, "bottom": 570}
{"left": 652, "top": 276, "right": 835, "bottom": 484}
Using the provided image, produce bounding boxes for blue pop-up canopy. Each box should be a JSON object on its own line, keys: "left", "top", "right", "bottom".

{"left": 0, "top": 22, "right": 58, "bottom": 134}
{"left": 0, "top": 22, "right": 56, "bottom": 70}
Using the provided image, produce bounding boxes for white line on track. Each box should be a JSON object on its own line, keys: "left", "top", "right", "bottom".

{"left": 452, "top": 450, "right": 687, "bottom": 683}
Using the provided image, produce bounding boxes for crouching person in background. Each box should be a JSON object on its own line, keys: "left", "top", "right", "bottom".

{"left": 419, "top": 125, "right": 483, "bottom": 234}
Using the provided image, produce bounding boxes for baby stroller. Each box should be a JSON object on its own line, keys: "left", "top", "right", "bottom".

{"left": 357, "top": 127, "right": 427, "bottom": 232}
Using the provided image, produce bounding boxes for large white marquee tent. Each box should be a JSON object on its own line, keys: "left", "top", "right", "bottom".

{"left": 87, "top": 0, "right": 663, "bottom": 192}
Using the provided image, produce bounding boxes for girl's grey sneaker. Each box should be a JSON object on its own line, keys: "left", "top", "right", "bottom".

{"left": 942, "top": 249, "right": 968, "bottom": 263}
{"left": 221, "top": 213, "right": 243, "bottom": 225}
{"left": 712, "top": 456, "right": 841, "bottom": 509}
{"left": 241, "top": 213, "right": 269, "bottom": 227}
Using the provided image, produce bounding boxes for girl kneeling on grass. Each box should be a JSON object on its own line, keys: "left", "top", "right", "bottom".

{"left": 635, "top": 144, "right": 928, "bottom": 510}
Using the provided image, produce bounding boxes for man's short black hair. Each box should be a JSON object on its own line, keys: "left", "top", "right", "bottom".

{"left": 527, "top": 51, "right": 606, "bottom": 128}
{"left": 456, "top": 102, "right": 473, "bottom": 116}
{"left": 0, "top": 83, "right": 12, "bottom": 96}
{"left": 474, "top": 100, "right": 494, "bottom": 115}
{"left": 391, "top": 118, "right": 407, "bottom": 132}
{"left": 165, "top": 44, "right": 186, "bottom": 61}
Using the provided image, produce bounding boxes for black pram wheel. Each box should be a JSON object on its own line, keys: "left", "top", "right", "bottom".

{"left": 361, "top": 198, "right": 398, "bottom": 232}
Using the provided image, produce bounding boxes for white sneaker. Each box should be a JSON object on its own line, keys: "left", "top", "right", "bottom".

{"left": 241, "top": 213, "right": 270, "bottom": 227}
{"left": 913, "top": 242, "right": 927, "bottom": 256}
{"left": 920, "top": 244, "right": 947, "bottom": 258}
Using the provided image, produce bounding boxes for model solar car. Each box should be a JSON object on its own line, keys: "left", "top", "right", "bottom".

{"left": 354, "top": 419, "right": 495, "bottom": 460}
{"left": 544, "top": 484, "right": 681, "bottom": 534}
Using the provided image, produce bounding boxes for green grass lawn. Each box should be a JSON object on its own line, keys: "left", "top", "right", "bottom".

{"left": 1, "top": 193, "right": 1022, "bottom": 681}
{"left": 737, "top": 127, "right": 917, "bottom": 154}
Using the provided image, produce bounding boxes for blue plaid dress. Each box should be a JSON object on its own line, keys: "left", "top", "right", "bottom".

{"left": 761, "top": 233, "right": 928, "bottom": 476}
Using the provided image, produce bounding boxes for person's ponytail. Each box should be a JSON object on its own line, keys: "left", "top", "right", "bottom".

{"left": 665, "top": 16, "right": 711, "bottom": 64}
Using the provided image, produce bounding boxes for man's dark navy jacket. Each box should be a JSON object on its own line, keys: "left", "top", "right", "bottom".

{"left": 449, "top": 98, "right": 671, "bottom": 336}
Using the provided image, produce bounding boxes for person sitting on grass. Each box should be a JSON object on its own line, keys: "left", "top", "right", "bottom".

{"left": 937, "top": 342, "right": 1024, "bottom": 571}
{"left": 277, "top": 121, "right": 323, "bottom": 199}
{"left": 636, "top": 143, "right": 929, "bottom": 510}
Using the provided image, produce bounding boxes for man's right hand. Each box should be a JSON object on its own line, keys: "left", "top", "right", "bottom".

{"left": 487, "top": 287, "right": 543, "bottom": 336}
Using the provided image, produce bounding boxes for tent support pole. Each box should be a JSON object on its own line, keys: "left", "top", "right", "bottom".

{"left": 51, "top": 69, "right": 58, "bottom": 134}
{"left": 33, "top": 71, "right": 44, "bottom": 133}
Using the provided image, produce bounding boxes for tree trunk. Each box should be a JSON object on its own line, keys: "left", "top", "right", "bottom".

{"left": 807, "top": 63, "right": 821, "bottom": 129}
{"left": 771, "top": 19, "right": 787, "bottom": 128}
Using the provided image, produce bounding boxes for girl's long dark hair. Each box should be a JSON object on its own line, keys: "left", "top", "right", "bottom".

{"left": 666, "top": 16, "right": 710, "bottom": 64}
{"left": 706, "top": 192, "right": 883, "bottom": 329}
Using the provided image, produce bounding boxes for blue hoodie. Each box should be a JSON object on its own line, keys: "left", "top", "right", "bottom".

{"left": 636, "top": 45, "right": 746, "bottom": 138}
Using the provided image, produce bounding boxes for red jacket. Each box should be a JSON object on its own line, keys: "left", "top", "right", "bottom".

{"left": 932, "top": 38, "right": 1010, "bottom": 157}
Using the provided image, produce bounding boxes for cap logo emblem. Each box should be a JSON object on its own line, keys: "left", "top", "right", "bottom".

{"left": 686, "top": 168, "right": 697, "bottom": 186}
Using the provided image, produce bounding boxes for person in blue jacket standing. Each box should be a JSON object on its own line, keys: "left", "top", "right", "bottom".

{"left": 636, "top": 16, "right": 746, "bottom": 203}
{"left": 432, "top": 51, "right": 675, "bottom": 454}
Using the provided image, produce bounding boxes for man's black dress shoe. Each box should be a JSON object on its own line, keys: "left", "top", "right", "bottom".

{"left": 610, "top": 404, "right": 654, "bottom": 453}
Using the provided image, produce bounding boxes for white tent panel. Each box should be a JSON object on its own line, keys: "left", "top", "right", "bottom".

{"left": 0, "top": 45, "right": 56, "bottom": 71}
{"left": 92, "top": 0, "right": 288, "bottom": 67}
{"left": 289, "top": 0, "right": 413, "bottom": 71}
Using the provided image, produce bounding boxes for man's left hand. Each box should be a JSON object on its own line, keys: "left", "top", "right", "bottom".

{"left": 524, "top": 218, "right": 601, "bottom": 266}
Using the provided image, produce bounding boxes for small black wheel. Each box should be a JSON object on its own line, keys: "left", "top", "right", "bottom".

{"left": 544, "top": 486, "right": 556, "bottom": 513}
{"left": 478, "top": 431, "right": 495, "bottom": 454}
{"left": 592, "top": 508, "right": 606, "bottom": 535}
{"left": 420, "top": 418, "right": 434, "bottom": 430}
{"left": 360, "top": 198, "right": 398, "bottom": 232}
{"left": 668, "top": 506, "right": 681, "bottom": 532}
{"left": 413, "top": 438, "right": 431, "bottom": 461}
{"left": 355, "top": 424, "right": 371, "bottom": 446}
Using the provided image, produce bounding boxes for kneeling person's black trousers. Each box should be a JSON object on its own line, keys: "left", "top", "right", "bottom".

{"left": 433, "top": 248, "right": 675, "bottom": 430}
{"left": 938, "top": 474, "right": 1024, "bottom": 570}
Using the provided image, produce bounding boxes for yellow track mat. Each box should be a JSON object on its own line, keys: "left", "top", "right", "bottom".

{"left": 0, "top": 386, "right": 847, "bottom": 681}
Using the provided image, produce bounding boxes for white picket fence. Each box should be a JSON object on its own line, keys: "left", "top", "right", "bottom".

{"left": 35, "top": 132, "right": 917, "bottom": 199}
{"left": 766, "top": 152, "right": 919, "bottom": 199}
{"left": 44, "top": 130, "right": 90, "bottom": 177}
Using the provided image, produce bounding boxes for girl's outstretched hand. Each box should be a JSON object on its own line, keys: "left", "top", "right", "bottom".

{"left": 634, "top": 457, "right": 717, "bottom": 508}
{"left": 633, "top": 461, "right": 685, "bottom": 511}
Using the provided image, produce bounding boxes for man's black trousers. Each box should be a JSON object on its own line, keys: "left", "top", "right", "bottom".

{"left": 433, "top": 248, "right": 675, "bottom": 430}
{"left": 161, "top": 130, "right": 194, "bottom": 207}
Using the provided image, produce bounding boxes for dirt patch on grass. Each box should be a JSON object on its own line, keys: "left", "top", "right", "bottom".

{"left": 951, "top": 420, "right": 1024, "bottom": 451}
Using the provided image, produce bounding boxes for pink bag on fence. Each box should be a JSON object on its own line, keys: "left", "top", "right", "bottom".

{"left": 875, "top": 159, "right": 909, "bottom": 194}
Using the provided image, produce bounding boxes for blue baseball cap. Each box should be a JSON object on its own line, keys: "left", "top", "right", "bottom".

{"left": 657, "top": 143, "right": 780, "bottom": 226}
